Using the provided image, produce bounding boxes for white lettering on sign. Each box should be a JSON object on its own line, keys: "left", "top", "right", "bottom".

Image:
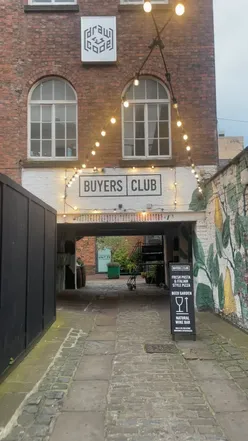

{"left": 79, "top": 175, "right": 162, "bottom": 197}
{"left": 81, "top": 17, "right": 117, "bottom": 63}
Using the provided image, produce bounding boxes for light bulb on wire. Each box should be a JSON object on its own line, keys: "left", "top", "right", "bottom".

{"left": 101, "top": 129, "right": 106, "bottom": 137}
{"left": 175, "top": 2, "right": 185, "bottom": 16}
{"left": 177, "top": 120, "right": 182, "bottom": 128}
{"left": 183, "top": 134, "right": 188, "bottom": 141}
{"left": 82, "top": 164, "right": 86, "bottom": 169}
{"left": 134, "top": 75, "right": 140, "bottom": 86}
{"left": 95, "top": 141, "right": 100, "bottom": 148}
{"left": 91, "top": 150, "right": 96, "bottom": 156}
{"left": 143, "top": 1, "right": 152, "bottom": 13}
{"left": 123, "top": 99, "right": 129, "bottom": 108}
{"left": 110, "top": 117, "right": 116, "bottom": 124}
{"left": 186, "top": 145, "right": 191, "bottom": 151}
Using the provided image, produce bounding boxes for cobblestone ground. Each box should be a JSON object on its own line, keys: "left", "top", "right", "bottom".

{"left": 2, "top": 280, "right": 248, "bottom": 441}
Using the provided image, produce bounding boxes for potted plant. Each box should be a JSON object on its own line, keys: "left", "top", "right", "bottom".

{"left": 107, "top": 262, "right": 121, "bottom": 279}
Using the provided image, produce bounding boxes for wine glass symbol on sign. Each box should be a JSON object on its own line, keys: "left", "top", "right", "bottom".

{"left": 175, "top": 296, "right": 183, "bottom": 313}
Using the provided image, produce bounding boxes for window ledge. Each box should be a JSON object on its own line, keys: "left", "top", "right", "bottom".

{"left": 24, "top": 5, "right": 79, "bottom": 13}
{"left": 119, "top": 159, "right": 176, "bottom": 168}
{"left": 118, "top": 4, "right": 172, "bottom": 11}
{"left": 22, "top": 160, "right": 80, "bottom": 168}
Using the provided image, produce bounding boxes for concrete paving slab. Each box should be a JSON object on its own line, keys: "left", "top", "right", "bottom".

{"left": 84, "top": 340, "right": 116, "bottom": 355}
{"left": 0, "top": 393, "right": 26, "bottom": 427}
{"left": 181, "top": 348, "right": 216, "bottom": 360}
{"left": 216, "top": 411, "right": 248, "bottom": 441}
{"left": 75, "top": 356, "right": 113, "bottom": 380}
{"left": 95, "top": 316, "right": 116, "bottom": 326}
{"left": 200, "top": 380, "right": 248, "bottom": 412}
{"left": 87, "top": 331, "right": 116, "bottom": 341}
{"left": 63, "top": 381, "right": 108, "bottom": 411}
{"left": 50, "top": 411, "right": 104, "bottom": 441}
{"left": 188, "top": 360, "right": 230, "bottom": 380}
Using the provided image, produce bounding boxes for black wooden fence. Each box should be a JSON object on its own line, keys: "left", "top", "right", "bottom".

{"left": 0, "top": 174, "right": 57, "bottom": 377}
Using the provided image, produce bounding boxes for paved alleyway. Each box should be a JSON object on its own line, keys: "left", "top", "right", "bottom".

{"left": 1, "top": 280, "right": 248, "bottom": 441}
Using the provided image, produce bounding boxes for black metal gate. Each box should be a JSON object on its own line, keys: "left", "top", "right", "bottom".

{"left": 0, "top": 174, "right": 57, "bottom": 377}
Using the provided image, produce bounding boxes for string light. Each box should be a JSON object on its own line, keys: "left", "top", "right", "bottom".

{"left": 74, "top": 206, "right": 78, "bottom": 210}
{"left": 101, "top": 129, "right": 106, "bottom": 137}
{"left": 110, "top": 117, "right": 116, "bottom": 124}
{"left": 95, "top": 141, "right": 100, "bottom": 147}
{"left": 177, "top": 120, "right": 182, "bottom": 127}
{"left": 123, "top": 98, "right": 129, "bottom": 108}
{"left": 82, "top": 164, "right": 86, "bottom": 169}
{"left": 143, "top": 1, "right": 152, "bottom": 13}
{"left": 93, "top": 167, "right": 98, "bottom": 172}
{"left": 134, "top": 74, "right": 140, "bottom": 86}
{"left": 91, "top": 150, "right": 96, "bottom": 156}
{"left": 175, "top": 2, "right": 185, "bottom": 16}
{"left": 75, "top": 172, "right": 79, "bottom": 178}
{"left": 151, "top": 165, "right": 155, "bottom": 169}
{"left": 186, "top": 145, "right": 191, "bottom": 151}
{"left": 63, "top": 214, "right": 67, "bottom": 218}
{"left": 183, "top": 134, "right": 188, "bottom": 141}
{"left": 72, "top": 177, "right": 76, "bottom": 182}
{"left": 132, "top": 167, "right": 136, "bottom": 170}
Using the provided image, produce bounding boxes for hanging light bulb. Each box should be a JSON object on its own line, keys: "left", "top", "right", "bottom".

{"left": 134, "top": 74, "right": 140, "bottom": 86}
{"left": 183, "top": 134, "right": 188, "bottom": 141}
{"left": 151, "top": 165, "right": 155, "bottom": 170}
{"left": 110, "top": 117, "right": 116, "bottom": 124}
{"left": 123, "top": 97, "right": 129, "bottom": 108}
{"left": 186, "top": 145, "right": 191, "bottom": 151}
{"left": 82, "top": 163, "right": 86, "bottom": 169}
{"left": 177, "top": 120, "right": 182, "bottom": 127}
{"left": 63, "top": 214, "right": 67, "bottom": 218}
{"left": 91, "top": 150, "right": 96, "bottom": 156}
{"left": 191, "top": 169, "right": 195, "bottom": 174}
{"left": 195, "top": 173, "right": 199, "bottom": 179}
{"left": 175, "top": 2, "right": 185, "bottom": 16}
{"left": 75, "top": 172, "right": 79, "bottom": 178}
{"left": 198, "top": 187, "right": 203, "bottom": 193}
{"left": 101, "top": 129, "right": 106, "bottom": 137}
{"left": 173, "top": 102, "right": 178, "bottom": 109}
{"left": 72, "top": 177, "right": 76, "bottom": 182}
{"left": 174, "top": 182, "right": 177, "bottom": 186}
{"left": 132, "top": 166, "right": 136, "bottom": 170}
{"left": 174, "top": 200, "right": 177, "bottom": 205}
{"left": 93, "top": 166, "right": 97, "bottom": 172}
{"left": 143, "top": 1, "right": 152, "bottom": 13}
{"left": 74, "top": 206, "right": 78, "bottom": 211}
{"left": 95, "top": 141, "right": 100, "bottom": 148}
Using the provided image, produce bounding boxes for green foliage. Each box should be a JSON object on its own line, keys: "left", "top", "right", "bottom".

{"left": 212, "top": 254, "right": 220, "bottom": 287}
{"left": 192, "top": 231, "right": 205, "bottom": 266}
{"left": 189, "top": 183, "right": 213, "bottom": 212}
{"left": 226, "top": 183, "right": 238, "bottom": 212}
{"left": 234, "top": 251, "right": 246, "bottom": 296}
{"left": 193, "top": 262, "right": 201, "bottom": 277}
{"left": 234, "top": 212, "right": 242, "bottom": 249}
{"left": 207, "top": 244, "right": 214, "bottom": 281}
{"left": 218, "top": 274, "right": 224, "bottom": 310}
{"left": 222, "top": 216, "right": 230, "bottom": 249}
{"left": 215, "top": 228, "right": 223, "bottom": 258}
{"left": 196, "top": 283, "right": 214, "bottom": 310}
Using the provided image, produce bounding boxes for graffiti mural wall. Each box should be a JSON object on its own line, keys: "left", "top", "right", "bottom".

{"left": 190, "top": 149, "right": 248, "bottom": 330}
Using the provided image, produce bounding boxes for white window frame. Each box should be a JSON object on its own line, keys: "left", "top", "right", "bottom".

{"left": 122, "top": 79, "right": 171, "bottom": 160}
{"left": 28, "top": 0, "right": 77, "bottom": 5}
{"left": 120, "top": 1, "right": 168, "bottom": 4}
{"left": 28, "top": 78, "right": 78, "bottom": 161}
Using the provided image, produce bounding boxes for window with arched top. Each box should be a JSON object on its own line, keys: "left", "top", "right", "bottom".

{"left": 122, "top": 78, "right": 171, "bottom": 159}
{"left": 28, "top": 78, "right": 77, "bottom": 159}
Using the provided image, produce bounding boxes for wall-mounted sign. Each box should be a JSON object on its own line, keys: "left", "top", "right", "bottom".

{"left": 81, "top": 17, "right": 117, "bottom": 63}
{"left": 170, "top": 263, "right": 196, "bottom": 339}
{"left": 79, "top": 175, "right": 162, "bottom": 197}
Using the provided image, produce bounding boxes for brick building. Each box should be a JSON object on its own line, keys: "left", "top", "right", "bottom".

{"left": 1, "top": 0, "right": 218, "bottom": 292}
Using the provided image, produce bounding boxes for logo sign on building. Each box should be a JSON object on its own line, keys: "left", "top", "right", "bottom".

{"left": 169, "top": 264, "right": 196, "bottom": 339}
{"left": 79, "top": 175, "right": 162, "bottom": 197}
{"left": 81, "top": 17, "right": 117, "bottom": 63}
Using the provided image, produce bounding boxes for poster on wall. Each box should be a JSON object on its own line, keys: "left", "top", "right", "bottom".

{"left": 169, "top": 263, "right": 196, "bottom": 340}
{"left": 81, "top": 17, "right": 117, "bottom": 63}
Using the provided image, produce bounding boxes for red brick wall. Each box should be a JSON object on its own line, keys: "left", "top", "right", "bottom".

{"left": 0, "top": 0, "right": 217, "bottom": 183}
{"left": 77, "top": 237, "right": 96, "bottom": 275}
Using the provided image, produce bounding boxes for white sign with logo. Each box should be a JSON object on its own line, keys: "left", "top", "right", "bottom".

{"left": 79, "top": 175, "right": 162, "bottom": 197}
{"left": 81, "top": 16, "right": 117, "bottom": 63}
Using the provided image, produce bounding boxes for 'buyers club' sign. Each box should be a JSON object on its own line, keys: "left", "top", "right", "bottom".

{"left": 79, "top": 175, "right": 162, "bottom": 197}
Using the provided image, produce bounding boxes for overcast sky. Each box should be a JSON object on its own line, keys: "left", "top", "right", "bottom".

{"left": 214, "top": 0, "right": 248, "bottom": 146}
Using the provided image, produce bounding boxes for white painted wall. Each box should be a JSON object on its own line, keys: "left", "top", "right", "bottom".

{"left": 22, "top": 166, "right": 216, "bottom": 217}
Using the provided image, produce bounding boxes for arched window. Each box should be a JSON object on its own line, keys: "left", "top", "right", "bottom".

{"left": 29, "top": 78, "right": 77, "bottom": 159}
{"left": 122, "top": 78, "right": 171, "bottom": 159}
